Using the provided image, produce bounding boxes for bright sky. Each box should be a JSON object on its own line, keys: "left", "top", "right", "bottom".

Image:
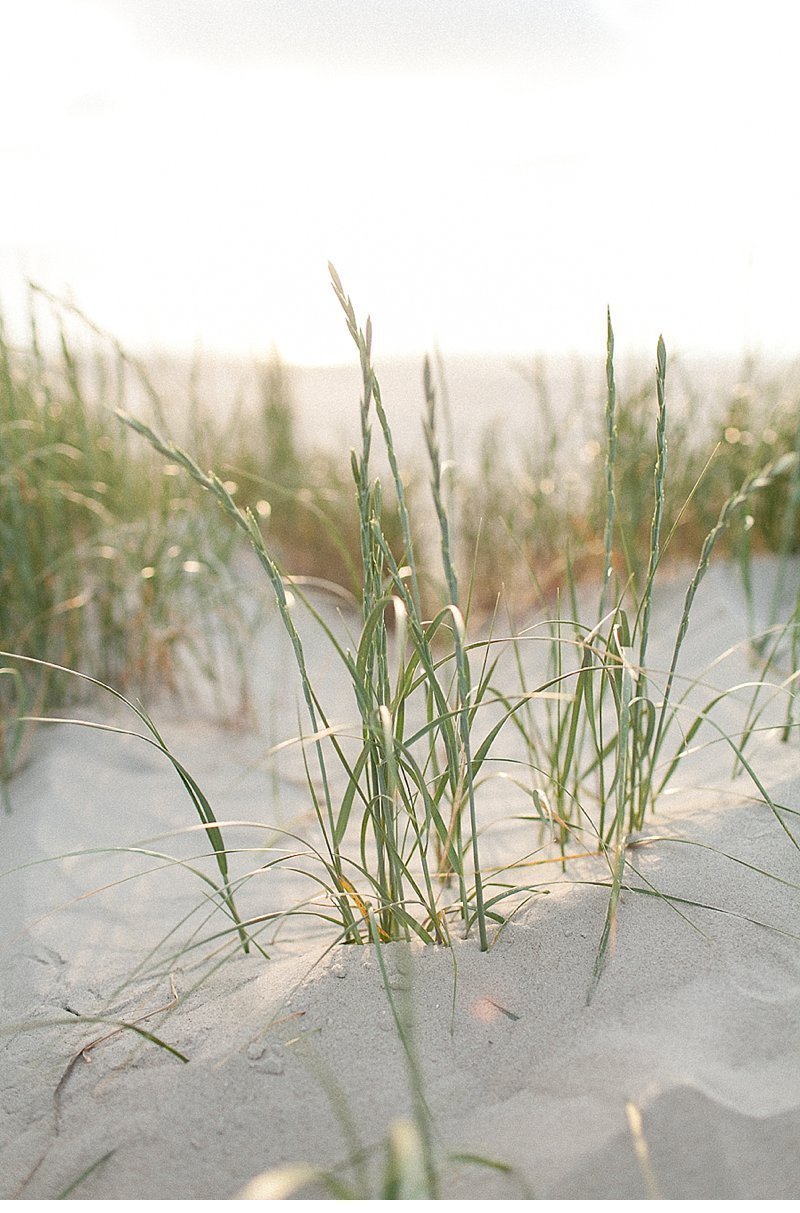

{"left": 1, "top": 0, "right": 799, "bottom": 364}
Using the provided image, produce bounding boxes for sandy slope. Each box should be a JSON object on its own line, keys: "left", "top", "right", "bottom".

{"left": 2, "top": 559, "right": 800, "bottom": 1199}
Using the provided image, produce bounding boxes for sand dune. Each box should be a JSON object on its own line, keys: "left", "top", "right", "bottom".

{"left": 2, "top": 560, "right": 799, "bottom": 1199}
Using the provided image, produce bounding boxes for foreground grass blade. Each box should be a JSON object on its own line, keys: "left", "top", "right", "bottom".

{"left": 1, "top": 651, "right": 251, "bottom": 954}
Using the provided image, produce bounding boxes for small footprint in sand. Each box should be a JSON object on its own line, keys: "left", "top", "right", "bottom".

{"left": 246, "top": 1041, "right": 285, "bottom": 1074}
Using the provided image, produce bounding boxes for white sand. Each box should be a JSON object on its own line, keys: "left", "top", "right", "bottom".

{"left": 2, "top": 559, "right": 800, "bottom": 1199}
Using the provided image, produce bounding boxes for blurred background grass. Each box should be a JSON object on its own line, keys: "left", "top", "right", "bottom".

{"left": 4, "top": 298, "right": 800, "bottom": 741}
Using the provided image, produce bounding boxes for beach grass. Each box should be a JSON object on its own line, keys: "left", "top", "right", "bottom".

{"left": 3, "top": 269, "right": 800, "bottom": 967}
{"left": 4, "top": 271, "right": 800, "bottom": 1203}
{"left": 61, "top": 268, "right": 788, "bottom": 970}
{"left": 0, "top": 300, "right": 258, "bottom": 800}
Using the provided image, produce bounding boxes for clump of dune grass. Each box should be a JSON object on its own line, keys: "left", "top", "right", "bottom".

{"left": 464, "top": 321, "right": 795, "bottom": 866}
{"left": 483, "top": 318, "right": 800, "bottom": 987}
{"left": 4, "top": 267, "right": 799, "bottom": 985}
{"left": 0, "top": 295, "right": 260, "bottom": 802}
{"left": 119, "top": 267, "right": 503, "bottom": 950}
{"left": 107, "top": 269, "right": 799, "bottom": 968}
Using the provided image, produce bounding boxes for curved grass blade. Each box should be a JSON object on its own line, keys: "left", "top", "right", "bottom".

{"left": 2, "top": 651, "right": 251, "bottom": 953}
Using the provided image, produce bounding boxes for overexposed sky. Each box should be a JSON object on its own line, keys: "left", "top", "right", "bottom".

{"left": 1, "top": 0, "right": 799, "bottom": 364}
